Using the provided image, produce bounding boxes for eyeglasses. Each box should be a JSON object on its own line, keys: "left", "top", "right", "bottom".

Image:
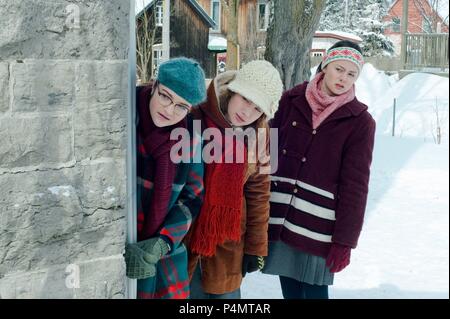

{"left": 156, "top": 86, "right": 191, "bottom": 117}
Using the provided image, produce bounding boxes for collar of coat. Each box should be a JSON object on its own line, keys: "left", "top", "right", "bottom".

{"left": 201, "top": 71, "right": 238, "bottom": 129}
{"left": 287, "top": 81, "right": 369, "bottom": 127}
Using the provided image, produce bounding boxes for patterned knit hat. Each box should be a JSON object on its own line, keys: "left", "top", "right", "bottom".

{"left": 228, "top": 60, "right": 283, "bottom": 118}
{"left": 157, "top": 57, "right": 207, "bottom": 105}
{"left": 321, "top": 47, "right": 364, "bottom": 72}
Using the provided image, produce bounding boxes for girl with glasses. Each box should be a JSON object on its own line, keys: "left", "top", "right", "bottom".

{"left": 124, "top": 57, "right": 206, "bottom": 299}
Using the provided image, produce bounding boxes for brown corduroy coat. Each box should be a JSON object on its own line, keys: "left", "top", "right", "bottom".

{"left": 184, "top": 71, "right": 271, "bottom": 294}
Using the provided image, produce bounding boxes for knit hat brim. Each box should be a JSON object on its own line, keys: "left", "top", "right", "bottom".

{"left": 157, "top": 57, "right": 207, "bottom": 106}
{"left": 228, "top": 79, "right": 275, "bottom": 118}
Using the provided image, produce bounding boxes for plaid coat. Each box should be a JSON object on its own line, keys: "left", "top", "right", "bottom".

{"left": 136, "top": 86, "right": 204, "bottom": 299}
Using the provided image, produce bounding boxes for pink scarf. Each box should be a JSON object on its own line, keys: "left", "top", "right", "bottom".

{"left": 305, "top": 72, "right": 355, "bottom": 129}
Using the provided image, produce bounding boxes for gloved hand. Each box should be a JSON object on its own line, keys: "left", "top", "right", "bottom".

{"left": 325, "top": 243, "right": 351, "bottom": 273}
{"left": 242, "top": 254, "right": 265, "bottom": 277}
{"left": 124, "top": 237, "right": 170, "bottom": 279}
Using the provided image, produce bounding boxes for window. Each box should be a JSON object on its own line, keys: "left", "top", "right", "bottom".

{"left": 422, "top": 18, "right": 433, "bottom": 33}
{"left": 257, "top": 1, "right": 270, "bottom": 31}
{"left": 152, "top": 44, "right": 163, "bottom": 77}
{"left": 211, "top": 0, "right": 221, "bottom": 31}
{"left": 155, "top": 3, "right": 163, "bottom": 27}
{"left": 392, "top": 17, "right": 401, "bottom": 32}
{"left": 257, "top": 46, "right": 266, "bottom": 60}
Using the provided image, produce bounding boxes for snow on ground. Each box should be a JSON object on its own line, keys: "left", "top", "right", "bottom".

{"left": 331, "top": 137, "right": 449, "bottom": 299}
{"left": 355, "top": 63, "right": 392, "bottom": 108}
{"left": 369, "top": 73, "right": 449, "bottom": 144}
{"left": 242, "top": 66, "right": 449, "bottom": 299}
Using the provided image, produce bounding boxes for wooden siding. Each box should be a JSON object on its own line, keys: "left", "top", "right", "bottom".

{"left": 171, "top": 0, "right": 216, "bottom": 78}
{"left": 197, "top": 0, "right": 269, "bottom": 64}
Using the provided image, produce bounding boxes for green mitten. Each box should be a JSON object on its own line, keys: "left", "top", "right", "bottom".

{"left": 136, "top": 237, "right": 170, "bottom": 260}
{"left": 124, "top": 237, "right": 170, "bottom": 280}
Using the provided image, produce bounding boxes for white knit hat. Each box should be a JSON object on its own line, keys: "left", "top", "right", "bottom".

{"left": 228, "top": 60, "right": 283, "bottom": 118}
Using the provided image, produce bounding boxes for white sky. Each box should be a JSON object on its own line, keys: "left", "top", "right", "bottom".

{"left": 135, "top": 0, "right": 155, "bottom": 15}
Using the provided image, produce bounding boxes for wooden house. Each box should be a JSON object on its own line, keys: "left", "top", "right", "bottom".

{"left": 136, "top": 0, "right": 216, "bottom": 79}
{"left": 197, "top": 0, "right": 272, "bottom": 70}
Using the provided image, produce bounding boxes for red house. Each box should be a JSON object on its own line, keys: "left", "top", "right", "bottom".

{"left": 383, "top": 0, "right": 449, "bottom": 55}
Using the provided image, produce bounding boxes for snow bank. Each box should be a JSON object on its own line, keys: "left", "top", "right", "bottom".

{"left": 355, "top": 63, "right": 392, "bottom": 108}
{"left": 369, "top": 73, "right": 449, "bottom": 144}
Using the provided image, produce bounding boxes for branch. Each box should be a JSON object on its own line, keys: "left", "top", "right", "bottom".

{"left": 412, "top": 0, "right": 435, "bottom": 31}
{"left": 220, "top": 0, "right": 230, "bottom": 14}
{"left": 408, "top": 20, "right": 429, "bottom": 33}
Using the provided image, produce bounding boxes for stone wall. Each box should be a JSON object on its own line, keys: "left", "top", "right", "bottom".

{"left": 0, "top": 0, "right": 130, "bottom": 298}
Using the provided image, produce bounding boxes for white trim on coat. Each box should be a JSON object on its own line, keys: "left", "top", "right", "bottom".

{"left": 270, "top": 191, "right": 336, "bottom": 221}
{"left": 271, "top": 175, "right": 335, "bottom": 200}
{"left": 269, "top": 218, "right": 332, "bottom": 243}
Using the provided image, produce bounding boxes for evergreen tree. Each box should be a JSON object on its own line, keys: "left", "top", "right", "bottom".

{"left": 319, "top": 0, "right": 395, "bottom": 56}
{"left": 319, "top": 0, "right": 345, "bottom": 31}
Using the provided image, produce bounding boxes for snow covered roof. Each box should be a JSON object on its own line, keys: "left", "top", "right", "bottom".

{"left": 208, "top": 35, "right": 227, "bottom": 51}
{"left": 315, "top": 31, "right": 363, "bottom": 43}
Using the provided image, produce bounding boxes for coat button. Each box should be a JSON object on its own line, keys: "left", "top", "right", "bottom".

{"left": 293, "top": 188, "right": 298, "bottom": 194}
{"left": 274, "top": 182, "right": 278, "bottom": 186}
{"left": 301, "top": 157, "right": 307, "bottom": 163}
{"left": 282, "top": 149, "right": 287, "bottom": 155}
{"left": 312, "top": 129, "right": 317, "bottom": 135}
{"left": 292, "top": 121, "right": 297, "bottom": 127}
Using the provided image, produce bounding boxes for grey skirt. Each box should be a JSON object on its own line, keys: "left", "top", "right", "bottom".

{"left": 262, "top": 240, "right": 334, "bottom": 286}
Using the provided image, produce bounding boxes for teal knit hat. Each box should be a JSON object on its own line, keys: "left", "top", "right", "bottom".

{"left": 156, "top": 57, "right": 207, "bottom": 105}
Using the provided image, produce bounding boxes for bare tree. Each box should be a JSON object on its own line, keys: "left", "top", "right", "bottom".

{"left": 411, "top": 0, "right": 448, "bottom": 33}
{"left": 136, "top": 0, "right": 158, "bottom": 84}
{"left": 221, "top": 0, "right": 240, "bottom": 70}
{"left": 265, "top": 0, "right": 326, "bottom": 89}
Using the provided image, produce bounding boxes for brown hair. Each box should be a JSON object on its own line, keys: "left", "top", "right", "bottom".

{"left": 218, "top": 89, "right": 269, "bottom": 175}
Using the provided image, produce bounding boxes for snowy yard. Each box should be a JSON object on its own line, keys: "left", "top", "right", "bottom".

{"left": 241, "top": 65, "right": 449, "bottom": 299}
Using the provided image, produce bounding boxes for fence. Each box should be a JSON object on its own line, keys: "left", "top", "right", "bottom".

{"left": 404, "top": 33, "right": 449, "bottom": 70}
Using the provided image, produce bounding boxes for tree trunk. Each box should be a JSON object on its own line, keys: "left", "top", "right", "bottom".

{"left": 265, "top": 0, "right": 325, "bottom": 89}
{"left": 222, "top": 0, "right": 240, "bottom": 70}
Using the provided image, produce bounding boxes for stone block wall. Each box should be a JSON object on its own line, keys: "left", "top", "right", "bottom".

{"left": 0, "top": 0, "right": 130, "bottom": 298}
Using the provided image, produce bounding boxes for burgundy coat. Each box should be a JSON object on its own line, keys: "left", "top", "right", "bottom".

{"left": 268, "top": 82, "right": 376, "bottom": 258}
